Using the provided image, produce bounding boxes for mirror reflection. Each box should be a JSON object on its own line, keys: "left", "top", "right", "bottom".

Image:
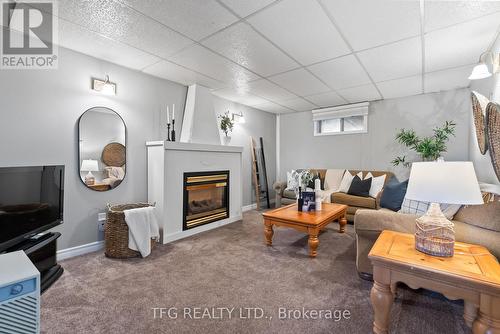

{"left": 78, "top": 107, "right": 126, "bottom": 191}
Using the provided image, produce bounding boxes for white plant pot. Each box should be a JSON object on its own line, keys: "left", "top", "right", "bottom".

{"left": 222, "top": 136, "right": 231, "bottom": 145}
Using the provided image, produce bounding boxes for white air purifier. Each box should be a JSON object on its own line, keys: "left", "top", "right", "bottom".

{"left": 0, "top": 251, "right": 40, "bottom": 333}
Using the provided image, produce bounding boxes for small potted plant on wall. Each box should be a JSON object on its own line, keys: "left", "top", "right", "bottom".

{"left": 219, "top": 111, "right": 234, "bottom": 145}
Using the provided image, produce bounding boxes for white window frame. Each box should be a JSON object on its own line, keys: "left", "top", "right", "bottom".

{"left": 312, "top": 102, "right": 369, "bottom": 137}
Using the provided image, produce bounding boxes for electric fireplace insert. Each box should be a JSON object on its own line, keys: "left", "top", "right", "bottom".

{"left": 183, "top": 170, "right": 229, "bottom": 230}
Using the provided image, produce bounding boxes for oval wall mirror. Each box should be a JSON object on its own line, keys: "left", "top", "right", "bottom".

{"left": 78, "top": 107, "right": 126, "bottom": 191}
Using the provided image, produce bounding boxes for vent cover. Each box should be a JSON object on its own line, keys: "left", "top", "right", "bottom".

{"left": 0, "top": 295, "right": 39, "bottom": 334}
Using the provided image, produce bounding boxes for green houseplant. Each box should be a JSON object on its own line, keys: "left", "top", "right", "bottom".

{"left": 218, "top": 111, "right": 234, "bottom": 145}
{"left": 392, "top": 121, "right": 456, "bottom": 167}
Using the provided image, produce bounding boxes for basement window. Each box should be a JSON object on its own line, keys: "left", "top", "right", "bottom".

{"left": 312, "top": 102, "right": 369, "bottom": 136}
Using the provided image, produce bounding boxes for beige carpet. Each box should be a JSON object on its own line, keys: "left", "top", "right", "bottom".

{"left": 41, "top": 210, "right": 470, "bottom": 334}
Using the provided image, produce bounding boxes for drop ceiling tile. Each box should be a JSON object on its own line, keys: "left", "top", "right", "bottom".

{"left": 202, "top": 22, "right": 299, "bottom": 76}
{"left": 424, "top": 65, "right": 473, "bottom": 94}
{"left": 320, "top": 0, "right": 421, "bottom": 51}
{"left": 218, "top": 0, "right": 276, "bottom": 17}
{"left": 268, "top": 68, "right": 330, "bottom": 96}
{"left": 244, "top": 79, "right": 296, "bottom": 101}
{"left": 275, "top": 98, "right": 317, "bottom": 112}
{"left": 57, "top": 0, "right": 193, "bottom": 58}
{"left": 169, "top": 44, "right": 259, "bottom": 86}
{"left": 357, "top": 37, "right": 422, "bottom": 82}
{"left": 376, "top": 76, "right": 422, "bottom": 99}
{"left": 122, "top": 0, "right": 238, "bottom": 41}
{"left": 253, "top": 101, "right": 294, "bottom": 114}
{"left": 425, "top": 0, "right": 500, "bottom": 32}
{"left": 304, "top": 91, "right": 346, "bottom": 107}
{"left": 212, "top": 88, "right": 269, "bottom": 106}
{"left": 425, "top": 13, "right": 500, "bottom": 72}
{"left": 58, "top": 19, "right": 160, "bottom": 70}
{"left": 142, "top": 60, "right": 225, "bottom": 89}
{"left": 337, "top": 84, "right": 381, "bottom": 103}
{"left": 308, "top": 54, "right": 371, "bottom": 90}
{"left": 247, "top": 0, "right": 350, "bottom": 65}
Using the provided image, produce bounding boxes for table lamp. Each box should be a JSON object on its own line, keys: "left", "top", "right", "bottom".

{"left": 81, "top": 159, "right": 99, "bottom": 185}
{"left": 405, "top": 161, "right": 483, "bottom": 257}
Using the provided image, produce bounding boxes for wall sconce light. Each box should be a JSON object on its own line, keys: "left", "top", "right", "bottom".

{"left": 469, "top": 52, "right": 499, "bottom": 80}
{"left": 92, "top": 75, "right": 116, "bottom": 95}
{"left": 232, "top": 112, "right": 245, "bottom": 124}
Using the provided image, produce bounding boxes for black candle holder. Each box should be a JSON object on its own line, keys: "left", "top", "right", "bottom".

{"left": 171, "top": 119, "right": 176, "bottom": 142}
{"left": 297, "top": 187, "right": 303, "bottom": 211}
{"left": 166, "top": 123, "right": 171, "bottom": 141}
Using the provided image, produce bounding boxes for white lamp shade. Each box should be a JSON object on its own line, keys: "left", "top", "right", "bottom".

{"left": 406, "top": 161, "right": 483, "bottom": 205}
{"left": 468, "top": 63, "right": 492, "bottom": 80}
{"left": 81, "top": 159, "right": 99, "bottom": 172}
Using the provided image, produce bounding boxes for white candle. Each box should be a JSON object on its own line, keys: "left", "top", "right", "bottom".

{"left": 166, "top": 105, "right": 170, "bottom": 123}
{"left": 172, "top": 104, "right": 175, "bottom": 120}
{"left": 314, "top": 178, "right": 321, "bottom": 191}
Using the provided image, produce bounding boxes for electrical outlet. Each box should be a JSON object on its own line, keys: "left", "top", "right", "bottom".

{"left": 98, "top": 212, "right": 106, "bottom": 232}
{"left": 98, "top": 221, "right": 105, "bottom": 232}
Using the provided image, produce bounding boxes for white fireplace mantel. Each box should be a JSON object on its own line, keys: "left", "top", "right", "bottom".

{"left": 146, "top": 141, "right": 243, "bottom": 153}
{"left": 146, "top": 141, "right": 243, "bottom": 244}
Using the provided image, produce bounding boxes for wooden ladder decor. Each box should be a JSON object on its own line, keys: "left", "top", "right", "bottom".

{"left": 250, "top": 137, "right": 271, "bottom": 210}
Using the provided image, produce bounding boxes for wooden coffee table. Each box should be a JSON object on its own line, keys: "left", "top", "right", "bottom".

{"left": 369, "top": 230, "right": 500, "bottom": 334}
{"left": 262, "top": 203, "right": 347, "bottom": 257}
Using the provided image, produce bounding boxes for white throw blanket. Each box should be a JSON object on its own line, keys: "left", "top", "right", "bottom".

{"left": 316, "top": 188, "right": 338, "bottom": 203}
{"left": 123, "top": 207, "right": 159, "bottom": 257}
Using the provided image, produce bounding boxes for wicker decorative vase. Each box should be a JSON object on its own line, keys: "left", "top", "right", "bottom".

{"left": 414, "top": 203, "right": 455, "bottom": 257}
{"left": 105, "top": 203, "right": 155, "bottom": 259}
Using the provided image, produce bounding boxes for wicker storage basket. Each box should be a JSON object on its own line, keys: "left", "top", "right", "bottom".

{"left": 105, "top": 203, "right": 156, "bottom": 259}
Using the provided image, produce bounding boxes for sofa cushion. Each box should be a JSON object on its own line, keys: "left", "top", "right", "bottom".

{"left": 348, "top": 175, "right": 372, "bottom": 197}
{"left": 354, "top": 209, "right": 416, "bottom": 233}
{"left": 348, "top": 170, "right": 394, "bottom": 184}
{"left": 338, "top": 171, "right": 362, "bottom": 193}
{"left": 364, "top": 172, "right": 386, "bottom": 198}
{"left": 324, "top": 169, "right": 345, "bottom": 191}
{"left": 380, "top": 178, "right": 408, "bottom": 211}
{"left": 399, "top": 198, "right": 462, "bottom": 220}
{"left": 285, "top": 170, "right": 301, "bottom": 191}
{"left": 283, "top": 189, "right": 297, "bottom": 199}
{"left": 454, "top": 199, "right": 500, "bottom": 232}
{"left": 332, "top": 192, "right": 376, "bottom": 209}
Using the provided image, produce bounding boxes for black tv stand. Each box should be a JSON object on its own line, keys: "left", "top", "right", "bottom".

{"left": 5, "top": 232, "right": 64, "bottom": 293}
{"left": 41, "top": 263, "right": 64, "bottom": 292}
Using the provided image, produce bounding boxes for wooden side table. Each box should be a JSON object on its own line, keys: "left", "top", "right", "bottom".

{"left": 368, "top": 230, "right": 500, "bottom": 334}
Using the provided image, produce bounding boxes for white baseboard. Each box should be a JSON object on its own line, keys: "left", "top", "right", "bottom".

{"left": 242, "top": 199, "right": 276, "bottom": 212}
{"left": 57, "top": 240, "right": 104, "bottom": 261}
{"left": 242, "top": 203, "right": 257, "bottom": 212}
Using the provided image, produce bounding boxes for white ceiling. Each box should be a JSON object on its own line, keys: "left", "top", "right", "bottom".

{"left": 35, "top": 0, "right": 500, "bottom": 113}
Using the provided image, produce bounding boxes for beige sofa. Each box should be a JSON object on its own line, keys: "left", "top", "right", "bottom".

{"left": 274, "top": 169, "right": 394, "bottom": 221}
{"left": 354, "top": 201, "right": 500, "bottom": 280}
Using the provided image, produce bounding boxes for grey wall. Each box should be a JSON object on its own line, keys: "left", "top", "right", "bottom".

{"left": 279, "top": 88, "right": 471, "bottom": 182}
{"left": 0, "top": 47, "right": 188, "bottom": 250}
{"left": 213, "top": 96, "right": 277, "bottom": 206}
{"left": 469, "top": 34, "right": 500, "bottom": 186}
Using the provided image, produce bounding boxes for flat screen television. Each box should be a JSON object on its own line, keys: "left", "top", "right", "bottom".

{"left": 0, "top": 165, "right": 64, "bottom": 252}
